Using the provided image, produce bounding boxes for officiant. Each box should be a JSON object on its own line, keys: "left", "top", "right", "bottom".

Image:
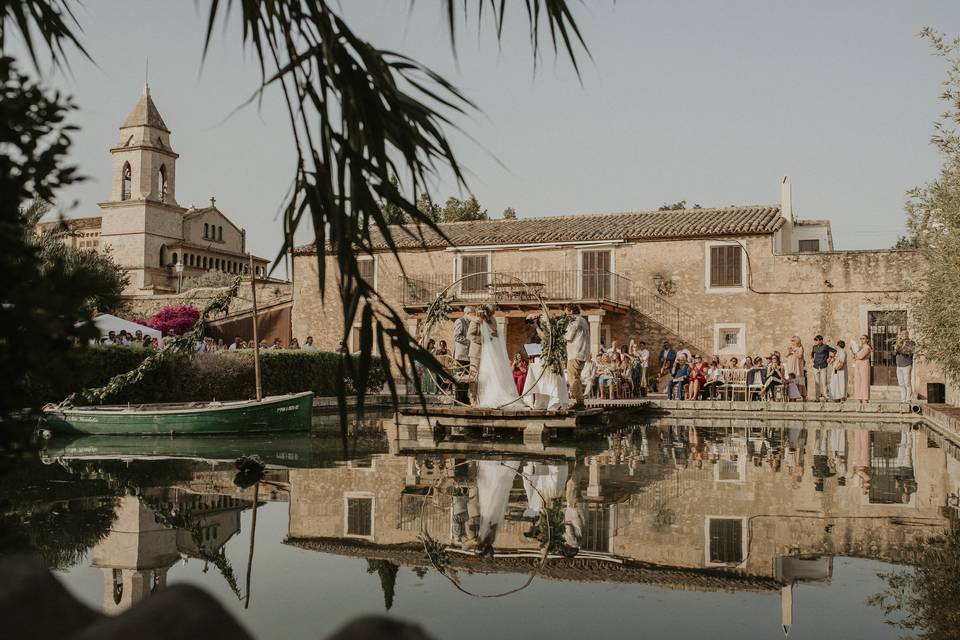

{"left": 521, "top": 312, "right": 571, "bottom": 410}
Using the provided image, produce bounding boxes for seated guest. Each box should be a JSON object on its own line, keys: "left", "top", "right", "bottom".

{"left": 596, "top": 354, "right": 615, "bottom": 399}
{"left": 288, "top": 337, "right": 300, "bottom": 349}
{"left": 725, "top": 356, "right": 739, "bottom": 369}
{"left": 435, "top": 340, "right": 449, "bottom": 356}
{"left": 761, "top": 355, "right": 785, "bottom": 399}
{"left": 688, "top": 355, "right": 708, "bottom": 399}
{"left": 703, "top": 358, "right": 725, "bottom": 399}
{"left": 512, "top": 352, "right": 528, "bottom": 395}
{"left": 581, "top": 356, "right": 597, "bottom": 398}
{"left": 747, "top": 357, "right": 767, "bottom": 400}
{"left": 667, "top": 357, "right": 691, "bottom": 400}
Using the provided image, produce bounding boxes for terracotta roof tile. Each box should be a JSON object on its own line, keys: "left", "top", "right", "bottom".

{"left": 295, "top": 204, "right": 783, "bottom": 254}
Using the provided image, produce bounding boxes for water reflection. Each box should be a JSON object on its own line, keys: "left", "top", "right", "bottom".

{"left": 11, "top": 419, "right": 960, "bottom": 636}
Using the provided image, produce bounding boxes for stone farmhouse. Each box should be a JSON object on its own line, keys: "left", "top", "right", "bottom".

{"left": 37, "top": 85, "right": 270, "bottom": 295}
{"left": 293, "top": 178, "right": 931, "bottom": 401}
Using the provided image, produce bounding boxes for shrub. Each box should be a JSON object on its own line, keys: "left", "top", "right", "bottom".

{"left": 28, "top": 347, "right": 386, "bottom": 405}
{"left": 146, "top": 305, "right": 200, "bottom": 336}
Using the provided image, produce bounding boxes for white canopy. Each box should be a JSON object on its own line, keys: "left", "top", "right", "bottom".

{"left": 85, "top": 314, "right": 163, "bottom": 341}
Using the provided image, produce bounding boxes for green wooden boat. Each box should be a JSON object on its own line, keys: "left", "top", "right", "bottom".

{"left": 42, "top": 391, "right": 314, "bottom": 436}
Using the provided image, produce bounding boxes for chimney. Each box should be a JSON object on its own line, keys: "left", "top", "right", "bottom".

{"left": 781, "top": 176, "right": 794, "bottom": 223}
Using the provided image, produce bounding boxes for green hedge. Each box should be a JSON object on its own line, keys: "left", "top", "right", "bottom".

{"left": 27, "top": 347, "right": 386, "bottom": 406}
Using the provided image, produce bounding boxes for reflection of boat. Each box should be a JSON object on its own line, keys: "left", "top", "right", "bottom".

{"left": 40, "top": 431, "right": 387, "bottom": 469}
{"left": 42, "top": 391, "right": 314, "bottom": 435}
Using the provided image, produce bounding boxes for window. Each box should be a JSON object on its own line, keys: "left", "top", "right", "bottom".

{"left": 358, "top": 257, "right": 376, "bottom": 290}
{"left": 707, "top": 518, "right": 745, "bottom": 565}
{"left": 580, "top": 249, "right": 612, "bottom": 298}
{"left": 121, "top": 163, "right": 132, "bottom": 201}
{"left": 708, "top": 244, "right": 743, "bottom": 289}
{"left": 798, "top": 239, "right": 820, "bottom": 253}
{"left": 158, "top": 165, "right": 168, "bottom": 202}
{"left": 218, "top": 226, "right": 223, "bottom": 241}
{"left": 112, "top": 569, "right": 124, "bottom": 605}
{"left": 172, "top": 252, "right": 178, "bottom": 265}
{"left": 714, "top": 323, "right": 746, "bottom": 356}
{"left": 458, "top": 254, "right": 489, "bottom": 294}
{"left": 868, "top": 310, "right": 907, "bottom": 387}
{"left": 203, "top": 223, "right": 209, "bottom": 239}
{"left": 202, "top": 256, "right": 208, "bottom": 269}
{"left": 345, "top": 495, "right": 374, "bottom": 537}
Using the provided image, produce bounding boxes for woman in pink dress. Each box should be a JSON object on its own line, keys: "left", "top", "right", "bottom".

{"left": 785, "top": 336, "right": 806, "bottom": 399}
{"left": 852, "top": 335, "right": 872, "bottom": 404}
{"left": 512, "top": 353, "right": 528, "bottom": 395}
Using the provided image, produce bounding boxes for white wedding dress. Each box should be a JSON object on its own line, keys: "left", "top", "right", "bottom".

{"left": 477, "top": 321, "right": 527, "bottom": 409}
{"left": 476, "top": 460, "right": 521, "bottom": 546}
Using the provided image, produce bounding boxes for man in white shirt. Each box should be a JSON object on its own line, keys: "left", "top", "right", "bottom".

{"left": 637, "top": 341, "right": 650, "bottom": 396}
{"left": 229, "top": 336, "right": 242, "bottom": 350}
{"left": 564, "top": 304, "right": 591, "bottom": 409}
{"left": 302, "top": 336, "right": 317, "bottom": 351}
{"left": 676, "top": 341, "right": 692, "bottom": 363}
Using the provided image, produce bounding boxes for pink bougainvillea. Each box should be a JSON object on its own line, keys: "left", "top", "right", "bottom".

{"left": 146, "top": 305, "right": 200, "bottom": 336}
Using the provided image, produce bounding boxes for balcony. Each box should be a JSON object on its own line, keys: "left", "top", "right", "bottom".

{"left": 400, "top": 270, "right": 633, "bottom": 310}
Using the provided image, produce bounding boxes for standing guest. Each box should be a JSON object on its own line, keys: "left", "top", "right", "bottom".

{"left": 658, "top": 341, "right": 677, "bottom": 391}
{"left": 240, "top": 341, "right": 249, "bottom": 349}
{"left": 667, "top": 357, "right": 691, "bottom": 400}
{"left": 676, "top": 341, "right": 692, "bottom": 363}
{"left": 512, "top": 353, "right": 528, "bottom": 395}
{"left": 229, "top": 336, "right": 243, "bottom": 350}
{"left": 785, "top": 373, "right": 803, "bottom": 401}
{"left": 565, "top": 304, "right": 591, "bottom": 409}
{"left": 894, "top": 329, "right": 915, "bottom": 403}
{"left": 636, "top": 341, "right": 650, "bottom": 397}
{"left": 302, "top": 336, "right": 317, "bottom": 351}
{"left": 289, "top": 338, "right": 301, "bottom": 349}
{"left": 810, "top": 335, "right": 837, "bottom": 401}
{"left": 852, "top": 335, "right": 873, "bottom": 404}
{"left": 425, "top": 338, "right": 436, "bottom": 354}
{"left": 134, "top": 329, "right": 144, "bottom": 344}
{"left": 436, "top": 340, "right": 449, "bottom": 356}
{"left": 216, "top": 338, "right": 226, "bottom": 350}
{"left": 830, "top": 339, "right": 848, "bottom": 401}
{"left": 785, "top": 336, "right": 806, "bottom": 399}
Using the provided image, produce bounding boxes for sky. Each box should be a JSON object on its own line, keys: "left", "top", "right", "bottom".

{"left": 18, "top": 0, "right": 960, "bottom": 273}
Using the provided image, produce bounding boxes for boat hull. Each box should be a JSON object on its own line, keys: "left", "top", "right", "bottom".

{"left": 42, "top": 392, "right": 314, "bottom": 435}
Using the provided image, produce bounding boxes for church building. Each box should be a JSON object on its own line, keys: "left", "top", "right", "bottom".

{"left": 39, "top": 85, "right": 270, "bottom": 294}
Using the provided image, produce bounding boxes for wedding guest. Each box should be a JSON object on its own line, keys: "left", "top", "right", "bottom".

{"left": 596, "top": 354, "right": 615, "bottom": 400}
{"left": 785, "top": 336, "right": 806, "bottom": 399}
{"left": 512, "top": 352, "right": 528, "bottom": 395}
{"left": 302, "top": 336, "right": 317, "bottom": 351}
{"left": 830, "top": 339, "right": 848, "bottom": 401}
{"left": 435, "top": 340, "right": 449, "bottom": 356}
{"left": 636, "top": 341, "right": 650, "bottom": 397}
{"left": 689, "top": 355, "right": 708, "bottom": 400}
{"left": 271, "top": 338, "right": 283, "bottom": 350}
{"left": 852, "top": 334, "right": 873, "bottom": 404}
{"left": 894, "top": 329, "right": 915, "bottom": 403}
{"left": 702, "top": 358, "right": 725, "bottom": 399}
{"left": 810, "top": 335, "right": 837, "bottom": 401}
{"left": 659, "top": 342, "right": 676, "bottom": 375}
{"left": 425, "top": 338, "right": 436, "bottom": 354}
{"left": 761, "top": 355, "right": 785, "bottom": 400}
{"left": 667, "top": 357, "right": 691, "bottom": 400}
{"left": 676, "top": 341, "right": 692, "bottom": 363}
{"left": 288, "top": 338, "right": 300, "bottom": 349}
{"left": 785, "top": 373, "right": 802, "bottom": 401}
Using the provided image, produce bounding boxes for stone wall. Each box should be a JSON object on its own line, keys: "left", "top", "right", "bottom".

{"left": 122, "top": 279, "right": 292, "bottom": 320}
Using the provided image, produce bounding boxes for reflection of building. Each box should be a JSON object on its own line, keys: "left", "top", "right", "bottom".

{"left": 91, "top": 488, "right": 249, "bottom": 614}
{"left": 283, "top": 422, "right": 955, "bottom": 634}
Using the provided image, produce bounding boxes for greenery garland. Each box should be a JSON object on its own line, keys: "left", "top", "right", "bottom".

{"left": 420, "top": 292, "right": 454, "bottom": 340}
{"left": 60, "top": 277, "right": 241, "bottom": 406}
{"left": 540, "top": 314, "right": 569, "bottom": 377}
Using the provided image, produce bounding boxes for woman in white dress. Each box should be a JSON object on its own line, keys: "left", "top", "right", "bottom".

{"left": 476, "top": 307, "right": 527, "bottom": 410}
{"left": 830, "top": 339, "right": 848, "bottom": 401}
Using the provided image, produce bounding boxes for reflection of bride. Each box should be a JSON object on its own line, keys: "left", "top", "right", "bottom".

{"left": 477, "top": 308, "right": 527, "bottom": 409}
{"left": 476, "top": 460, "right": 521, "bottom": 550}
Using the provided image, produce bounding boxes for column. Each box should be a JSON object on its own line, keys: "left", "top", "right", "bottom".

{"left": 587, "top": 314, "right": 602, "bottom": 355}
{"left": 406, "top": 317, "right": 420, "bottom": 342}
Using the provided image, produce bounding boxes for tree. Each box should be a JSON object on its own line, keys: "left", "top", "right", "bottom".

{"left": 415, "top": 192, "right": 441, "bottom": 223}
{"left": 181, "top": 270, "right": 237, "bottom": 291}
{"left": 380, "top": 176, "right": 411, "bottom": 225}
{"left": 143, "top": 305, "right": 201, "bottom": 336}
{"left": 502, "top": 206, "right": 517, "bottom": 220}
{"left": 439, "top": 195, "right": 488, "bottom": 222}
{"left": 898, "top": 28, "right": 960, "bottom": 384}
{"left": 366, "top": 559, "right": 399, "bottom": 611}
{"left": 658, "top": 200, "right": 703, "bottom": 211}
{"left": 870, "top": 518, "right": 960, "bottom": 638}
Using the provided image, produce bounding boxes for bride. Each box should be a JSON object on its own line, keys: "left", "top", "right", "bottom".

{"left": 476, "top": 305, "right": 528, "bottom": 410}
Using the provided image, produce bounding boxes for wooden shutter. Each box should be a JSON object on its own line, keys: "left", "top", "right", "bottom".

{"left": 798, "top": 239, "right": 820, "bottom": 253}
{"left": 709, "top": 518, "right": 743, "bottom": 564}
{"left": 710, "top": 246, "right": 742, "bottom": 287}
{"left": 460, "top": 255, "right": 488, "bottom": 293}
{"left": 357, "top": 258, "right": 375, "bottom": 284}
{"left": 581, "top": 249, "right": 612, "bottom": 298}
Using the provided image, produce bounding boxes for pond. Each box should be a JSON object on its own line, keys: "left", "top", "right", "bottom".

{"left": 3, "top": 417, "right": 958, "bottom": 640}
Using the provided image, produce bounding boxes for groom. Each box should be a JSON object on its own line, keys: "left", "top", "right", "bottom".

{"left": 466, "top": 308, "right": 483, "bottom": 405}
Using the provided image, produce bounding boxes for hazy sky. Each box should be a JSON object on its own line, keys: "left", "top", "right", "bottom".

{"left": 21, "top": 1, "right": 960, "bottom": 271}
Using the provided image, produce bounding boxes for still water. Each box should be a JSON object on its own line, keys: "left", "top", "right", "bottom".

{"left": 4, "top": 418, "right": 958, "bottom": 640}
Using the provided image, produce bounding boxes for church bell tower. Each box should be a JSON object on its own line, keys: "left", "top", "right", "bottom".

{"left": 99, "top": 84, "right": 185, "bottom": 293}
